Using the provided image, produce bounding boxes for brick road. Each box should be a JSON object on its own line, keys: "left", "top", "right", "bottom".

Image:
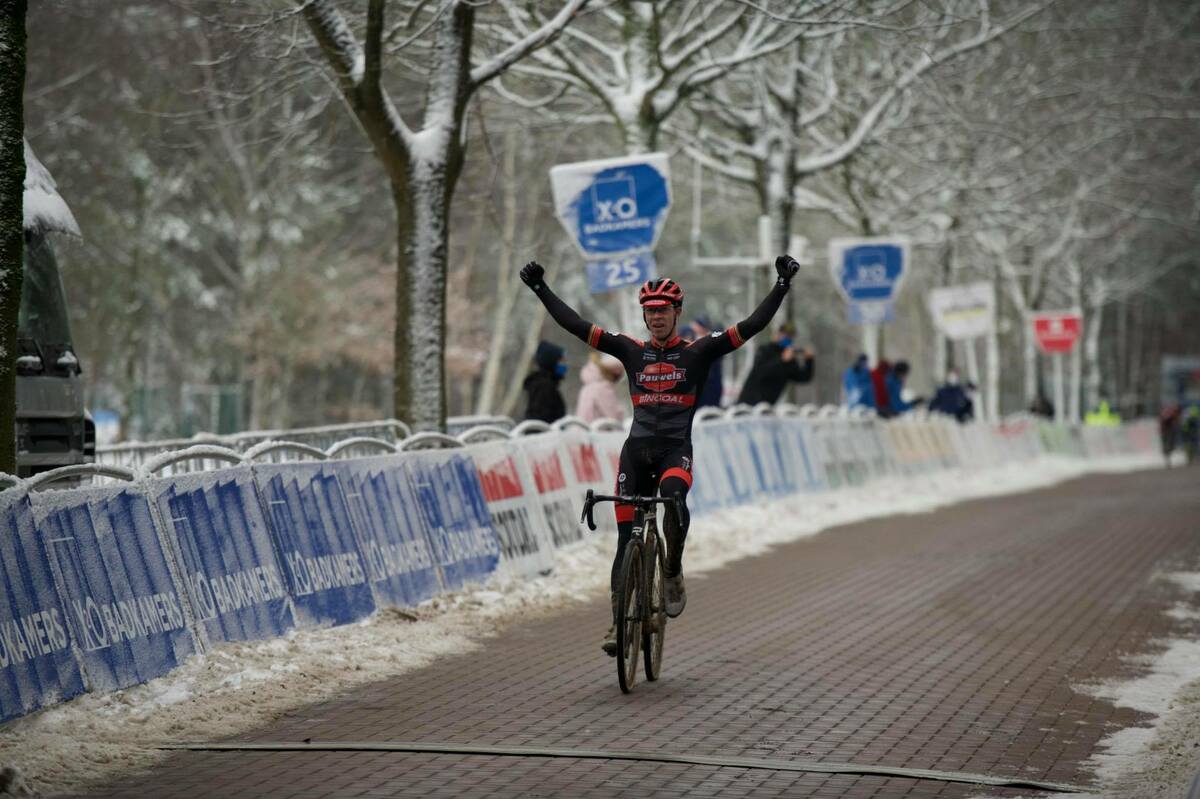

{"left": 82, "top": 467, "right": 1200, "bottom": 798}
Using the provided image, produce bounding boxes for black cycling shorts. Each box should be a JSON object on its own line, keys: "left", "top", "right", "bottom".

{"left": 614, "top": 437, "right": 692, "bottom": 523}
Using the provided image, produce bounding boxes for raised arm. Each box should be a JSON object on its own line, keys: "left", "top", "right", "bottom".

{"left": 520, "top": 261, "right": 594, "bottom": 343}
{"left": 695, "top": 256, "right": 800, "bottom": 358}
{"left": 520, "top": 261, "right": 637, "bottom": 359}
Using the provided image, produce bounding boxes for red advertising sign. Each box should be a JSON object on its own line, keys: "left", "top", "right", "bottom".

{"left": 566, "top": 441, "right": 604, "bottom": 485}
{"left": 1031, "top": 311, "right": 1082, "bottom": 354}
{"left": 527, "top": 449, "right": 568, "bottom": 495}
{"left": 476, "top": 454, "right": 524, "bottom": 502}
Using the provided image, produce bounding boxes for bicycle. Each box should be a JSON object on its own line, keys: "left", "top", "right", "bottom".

{"left": 581, "top": 488, "right": 682, "bottom": 693}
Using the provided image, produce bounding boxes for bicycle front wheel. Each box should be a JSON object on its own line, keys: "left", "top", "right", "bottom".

{"left": 615, "top": 538, "right": 643, "bottom": 694}
{"left": 642, "top": 531, "right": 667, "bottom": 681}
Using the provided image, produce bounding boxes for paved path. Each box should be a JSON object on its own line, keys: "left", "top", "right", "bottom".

{"left": 83, "top": 467, "right": 1200, "bottom": 798}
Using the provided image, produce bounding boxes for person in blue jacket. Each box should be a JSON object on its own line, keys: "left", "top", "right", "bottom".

{"left": 842, "top": 354, "right": 876, "bottom": 409}
{"left": 884, "top": 360, "right": 917, "bottom": 416}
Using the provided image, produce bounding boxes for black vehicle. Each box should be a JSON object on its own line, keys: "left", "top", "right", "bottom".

{"left": 14, "top": 141, "right": 92, "bottom": 479}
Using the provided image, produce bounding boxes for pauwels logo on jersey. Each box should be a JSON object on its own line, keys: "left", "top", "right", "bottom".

{"left": 636, "top": 362, "right": 686, "bottom": 392}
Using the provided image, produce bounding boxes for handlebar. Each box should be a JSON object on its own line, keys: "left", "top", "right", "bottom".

{"left": 579, "top": 489, "right": 683, "bottom": 532}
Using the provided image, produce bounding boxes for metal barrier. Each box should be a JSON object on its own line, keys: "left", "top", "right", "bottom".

{"left": 141, "top": 445, "right": 246, "bottom": 477}
{"left": 511, "top": 420, "right": 552, "bottom": 436}
{"left": 96, "top": 419, "right": 413, "bottom": 469}
{"left": 398, "top": 432, "right": 464, "bottom": 451}
{"left": 242, "top": 441, "right": 329, "bottom": 463}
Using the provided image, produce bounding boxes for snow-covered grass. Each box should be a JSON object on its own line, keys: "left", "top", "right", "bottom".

{"left": 0, "top": 453, "right": 1165, "bottom": 797}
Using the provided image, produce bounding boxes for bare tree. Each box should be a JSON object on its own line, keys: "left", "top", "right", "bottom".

{"left": 298, "top": 0, "right": 588, "bottom": 431}
{"left": 493, "top": 0, "right": 824, "bottom": 154}
{"left": 681, "top": 1, "right": 1052, "bottom": 266}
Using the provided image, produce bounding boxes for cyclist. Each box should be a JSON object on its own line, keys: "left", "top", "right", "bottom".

{"left": 520, "top": 255, "right": 801, "bottom": 655}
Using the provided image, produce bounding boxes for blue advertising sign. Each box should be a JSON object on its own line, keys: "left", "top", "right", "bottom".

{"left": 253, "top": 463, "right": 377, "bottom": 628}
{"left": 32, "top": 488, "right": 197, "bottom": 694}
{"left": 325, "top": 458, "right": 443, "bottom": 610}
{"left": 0, "top": 491, "right": 85, "bottom": 722}
{"left": 149, "top": 470, "right": 294, "bottom": 646}
{"left": 550, "top": 153, "right": 671, "bottom": 259}
{"left": 585, "top": 252, "right": 657, "bottom": 294}
{"left": 403, "top": 452, "right": 500, "bottom": 591}
{"left": 829, "top": 237, "right": 909, "bottom": 325}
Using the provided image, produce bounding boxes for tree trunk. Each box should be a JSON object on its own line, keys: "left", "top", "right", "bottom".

{"left": 0, "top": 1, "right": 25, "bottom": 475}
{"left": 1068, "top": 340, "right": 1081, "bottom": 424}
{"left": 1083, "top": 300, "right": 1104, "bottom": 414}
{"left": 985, "top": 320, "right": 1000, "bottom": 421}
{"left": 476, "top": 133, "right": 520, "bottom": 415}
{"left": 1022, "top": 317, "right": 1038, "bottom": 407}
{"left": 391, "top": 160, "right": 450, "bottom": 431}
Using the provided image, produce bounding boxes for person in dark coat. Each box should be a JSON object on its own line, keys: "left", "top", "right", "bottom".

{"left": 928, "top": 370, "right": 975, "bottom": 423}
{"left": 736, "top": 322, "right": 814, "bottom": 405}
{"left": 523, "top": 340, "right": 567, "bottom": 423}
{"left": 690, "top": 314, "right": 725, "bottom": 408}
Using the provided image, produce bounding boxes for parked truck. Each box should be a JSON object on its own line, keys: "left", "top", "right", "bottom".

{"left": 15, "top": 140, "right": 92, "bottom": 478}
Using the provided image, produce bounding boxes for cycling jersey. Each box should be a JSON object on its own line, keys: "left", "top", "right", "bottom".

{"left": 531, "top": 277, "right": 791, "bottom": 440}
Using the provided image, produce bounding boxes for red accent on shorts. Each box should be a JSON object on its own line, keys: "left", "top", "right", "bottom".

{"left": 659, "top": 467, "right": 693, "bottom": 488}
{"left": 588, "top": 325, "right": 602, "bottom": 348}
{"left": 615, "top": 504, "right": 635, "bottom": 523}
{"left": 726, "top": 325, "right": 745, "bottom": 348}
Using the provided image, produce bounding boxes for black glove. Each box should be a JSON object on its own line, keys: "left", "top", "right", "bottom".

{"left": 520, "top": 261, "right": 545, "bottom": 290}
{"left": 775, "top": 255, "right": 800, "bottom": 283}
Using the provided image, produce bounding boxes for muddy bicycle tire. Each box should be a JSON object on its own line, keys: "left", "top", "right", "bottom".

{"left": 615, "top": 538, "right": 643, "bottom": 694}
{"left": 642, "top": 530, "right": 667, "bottom": 681}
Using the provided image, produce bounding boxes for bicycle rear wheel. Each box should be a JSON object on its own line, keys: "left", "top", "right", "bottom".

{"left": 642, "top": 530, "right": 667, "bottom": 681}
{"left": 615, "top": 539, "right": 643, "bottom": 693}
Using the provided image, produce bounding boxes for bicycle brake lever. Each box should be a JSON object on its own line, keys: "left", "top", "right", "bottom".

{"left": 581, "top": 489, "right": 597, "bottom": 531}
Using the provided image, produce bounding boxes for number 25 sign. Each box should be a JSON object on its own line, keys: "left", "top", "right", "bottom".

{"left": 585, "top": 253, "right": 657, "bottom": 293}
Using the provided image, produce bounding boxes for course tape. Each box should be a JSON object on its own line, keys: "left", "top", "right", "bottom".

{"left": 160, "top": 740, "right": 1092, "bottom": 793}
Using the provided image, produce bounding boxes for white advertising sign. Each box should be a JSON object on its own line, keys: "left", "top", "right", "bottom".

{"left": 927, "top": 282, "right": 995, "bottom": 340}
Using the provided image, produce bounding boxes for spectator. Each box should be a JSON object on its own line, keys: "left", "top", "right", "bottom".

{"left": 928, "top": 369, "right": 975, "bottom": 423}
{"left": 1183, "top": 405, "right": 1200, "bottom": 465}
{"left": 523, "top": 340, "right": 567, "bottom": 423}
{"left": 576, "top": 353, "right": 626, "bottom": 423}
{"left": 1029, "top": 394, "right": 1055, "bottom": 418}
{"left": 870, "top": 358, "right": 893, "bottom": 417}
{"left": 1159, "top": 404, "right": 1181, "bottom": 466}
{"left": 885, "top": 360, "right": 918, "bottom": 416}
{"left": 690, "top": 315, "right": 726, "bottom": 408}
{"left": 737, "top": 322, "right": 814, "bottom": 405}
{"left": 842, "top": 353, "right": 876, "bottom": 410}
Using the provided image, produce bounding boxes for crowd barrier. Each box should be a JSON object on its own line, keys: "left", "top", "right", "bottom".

{"left": 0, "top": 410, "right": 1158, "bottom": 724}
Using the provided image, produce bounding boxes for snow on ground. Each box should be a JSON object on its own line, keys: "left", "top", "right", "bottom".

{"left": 1067, "top": 571, "right": 1200, "bottom": 799}
{"left": 0, "top": 453, "right": 1166, "bottom": 797}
